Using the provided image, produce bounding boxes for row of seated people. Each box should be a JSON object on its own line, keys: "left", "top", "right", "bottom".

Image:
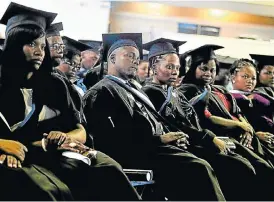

{"left": 82, "top": 35, "right": 274, "bottom": 201}
{"left": 0, "top": 3, "right": 140, "bottom": 201}
{"left": 0, "top": 2, "right": 274, "bottom": 201}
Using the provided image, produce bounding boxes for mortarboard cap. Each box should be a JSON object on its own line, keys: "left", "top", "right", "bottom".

{"left": 62, "top": 36, "right": 91, "bottom": 55}
{"left": 143, "top": 38, "right": 186, "bottom": 60}
{"left": 216, "top": 55, "right": 238, "bottom": 70}
{"left": 46, "top": 22, "right": 63, "bottom": 37}
{"left": 216, "top": 55, "right": 238, "bottom": 65}
{"left": 0, "top": 2, "right": 57, "bottom": 35}
{"left": 187, "top": 44, "right": 224, "bottom": 65}
{"left": 102, "top": 33, "right": 143, "bottom": 62}
{"left": 250, "top": 54, "right": 274, "bottom": 71}
{"left": 78, "top": 39, "right": 102, "bottom": 54}
{"left": 182, "top": 45, "right": 224, "bottom": 84}
{"left": 179, "top": 50, "right": 192, "bottom": 77}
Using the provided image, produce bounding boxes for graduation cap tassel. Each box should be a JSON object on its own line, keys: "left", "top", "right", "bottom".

{"left": 176, "top": 47, "right": 179, "bottom": 55}
{"left": 99, "top": 46, "right": 105, "bottom": 80}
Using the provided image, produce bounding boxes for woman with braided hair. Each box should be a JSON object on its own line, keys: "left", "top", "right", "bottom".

{"left": 179, "top": 44, "right": 274, "bottom": 200}
{"left": 229, "top": 58, "right": 274, "bottom": 150}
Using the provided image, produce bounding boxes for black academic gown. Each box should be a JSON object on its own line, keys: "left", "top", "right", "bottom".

{"left": 231, "top": 89, "right": 274, "bottom": 152}
{"left": 142, "top": 82, "right": 273, "bottom": 200}
{"left": 254, "top": 86, "right": 274, "bottom": 98}
{"left": 83, "top": 76, "right": 225, "bottom": 201}
{"left": 83, "top": 63, "right": 107, "bottom": 90}
{"left": 179, "top": 83, "right": 274, "bottom": 200}
{"left": 53, "top": 69, "right": 82, "bottom": 111}
{"left": 0, "top": 74, "right": 140, "bottom": 201}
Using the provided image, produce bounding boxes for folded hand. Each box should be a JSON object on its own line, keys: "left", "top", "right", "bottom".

{"left": 256, "top": 131, "right": 274, "bottom": 145}
{"left": 0, "top": 154, "right": 22, "bottom": 168}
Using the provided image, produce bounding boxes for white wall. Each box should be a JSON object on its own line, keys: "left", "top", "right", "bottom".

{"left": 111, "top": 12, "right": 274, "bottom": 42}
{"left": 0, "top": 0, "right": 111, "bottom": 40}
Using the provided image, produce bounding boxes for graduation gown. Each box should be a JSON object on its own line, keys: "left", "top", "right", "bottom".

{"left": 232, "top": 87, "right": 274, "bottom": 152}
{"left": 0, "top": 73, "right": 140, "bottom": 201}
{"left": 230, "top": 90, "right": 274, "bottom": 134}
{"left": 83, "top": 76, "right": 225, "bottom": 201}
{"left": 254, "top": 86, "right": 274, "bottom": 98}
{"left": 142, "top": 82, "right": 267, "bottom": 200}
{"left": 53, "top": 69, "right": 82, "bottom": 111}
{"left": 179, "top": 83, "right": 274, "bottom": 200}
{"left": 83, "top": 63, "right": 107, "bottom": 90}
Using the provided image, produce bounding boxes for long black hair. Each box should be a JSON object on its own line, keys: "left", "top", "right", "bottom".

{"left": 0, "top": 24, "right": 52, "bottom": 88}
{"left": 183, "top": 57, "right": 219, "bottom": 86}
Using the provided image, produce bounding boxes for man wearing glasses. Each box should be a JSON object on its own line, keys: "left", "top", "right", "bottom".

{"left": 46, "top": 22, "right": 65, "bottom": 67}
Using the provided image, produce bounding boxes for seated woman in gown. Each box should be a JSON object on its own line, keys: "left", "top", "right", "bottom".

{"left": 0, "top": 2, "right": 140, "bottom": 201}
{"left": 179, "top": 44, "right": 274, "bottom": 200}
{"left": 229, "top": 58, "right": 274, "bottom": 150}
{"left": 142, "top": 39, "right": 274, "bottom": 200}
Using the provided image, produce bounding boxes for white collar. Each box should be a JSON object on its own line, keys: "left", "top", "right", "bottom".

{"left": 229, "top": 89, "right": 250, "bottom": 95}
{"left": 110, "top": 75, "right": 127, "bottom": 84}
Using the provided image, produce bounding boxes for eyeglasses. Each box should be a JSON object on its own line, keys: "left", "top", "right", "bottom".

{"left": 49, "top": 43, "right": 66, "bottom": 51}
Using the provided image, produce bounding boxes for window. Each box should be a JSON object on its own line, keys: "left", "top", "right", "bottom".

{"left": 200, "top": 26, "right": 220, "bottom": 36}
{"left": 178, "top": 23, "right": 221, "bottom": 37}
{"left": 178, "top": 23, "right": 198, "bottom": 34}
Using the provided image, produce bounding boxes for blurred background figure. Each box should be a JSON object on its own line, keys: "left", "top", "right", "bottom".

{"left": 214, "top": 55, "right": 238, "bottom": 90}
{"left": 78, "top": 39, "right": 102, "bottom": 78}
{"left": 61, "top": 36, "right": 91, "bottom": 96}
{"left": 46, "top": 22, "right": 65, "bottom": 68}
{"left": 135, "top": 54, "right": 152, "bottom": 86}
{"left": 250, "top": 54, "right": 274, "bottom": 88}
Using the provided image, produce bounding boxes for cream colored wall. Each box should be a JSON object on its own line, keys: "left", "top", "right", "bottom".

{"left": 110, "top": 12, "right": 274, "bottom": 41}
{"left": 156, "top": 31, "right": 274, "bottom": 58}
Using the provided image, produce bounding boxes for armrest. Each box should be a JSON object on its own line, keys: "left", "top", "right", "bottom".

{"left": 123, "top": 169, "right": 153, "bottom": 182}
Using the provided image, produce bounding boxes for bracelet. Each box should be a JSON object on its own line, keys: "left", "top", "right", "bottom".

{"left": 41, "top": 138, "right": 47, "bottom": 152}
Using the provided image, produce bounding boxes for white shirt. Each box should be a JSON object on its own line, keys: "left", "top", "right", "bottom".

{"left": 0, "top": 88, "right": 61, "bottom": 132}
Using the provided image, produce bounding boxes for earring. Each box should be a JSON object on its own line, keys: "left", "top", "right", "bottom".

{"left": 232, "top": 80, "right": 235, "bottom": 84}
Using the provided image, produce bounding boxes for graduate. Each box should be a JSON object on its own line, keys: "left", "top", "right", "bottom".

{"left": 61, "top": 36, "right": 90, "bottom": 95}
{"left": 76, "top": 39, "right": 102, "bottom": 94}
{"left": 78, "top": 39, "right": 102, "bottom": 76}
{"left": 0, "top": 3, "right": 140, "bottom": 200}
{"left": 251, "top": 54, "right": 274, "bottom": 96}
{"left": 83, "top": 33, "right": 226, "bottom": 201}
{"left": 46, "top": 22, "right": 64, "bottom": 68}
{"left": 179, "top": 44, "right": 274, "bottom": 200}
{"left": 80, "top": 40, "right": 104, "bottom": 90}
{"left": 135, "top": 54, "right": 152, "bottom": 86}
{"left": 47, "top": 26, "right": 83, "bottom": 114}
{"left": 46, "top": 22, "right": 69, "bottom": 80}
{"left": 229, "top": 58, "right": 274, "bottom": 147}
{"left": 141, "top": 38, "right": 272, "bottom": 200}
{"left": 214, "top": 55, "right": 236, "bottom": 90}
